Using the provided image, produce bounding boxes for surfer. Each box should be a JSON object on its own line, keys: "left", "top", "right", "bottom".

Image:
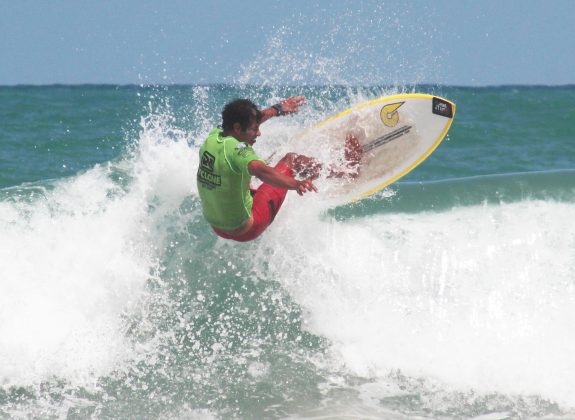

{"left": 196, "top": 96, "right": 361, "bottom": 242}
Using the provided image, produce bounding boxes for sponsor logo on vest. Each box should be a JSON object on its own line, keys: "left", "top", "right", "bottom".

{"left": 198, "top": 151, "right": 221, "bottom": 189}
{"left": 201, "top": 151, "right": 215, "bottom": 171}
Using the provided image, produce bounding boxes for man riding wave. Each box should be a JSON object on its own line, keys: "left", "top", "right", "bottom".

{"left": 196, "top": 96, "right": 360, "bottom": 242}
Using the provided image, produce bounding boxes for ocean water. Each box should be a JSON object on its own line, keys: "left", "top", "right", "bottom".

{"left": 0, "top": 83, "right": 574, "bottom": 419}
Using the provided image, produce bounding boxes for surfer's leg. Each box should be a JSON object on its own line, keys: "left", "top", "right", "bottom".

{"left": 214, "top": 162, "right": 295, "bottom": 242}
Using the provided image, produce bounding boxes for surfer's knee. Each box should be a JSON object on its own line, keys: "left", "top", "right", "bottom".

{"left": 278, "top": 153, "right": 297, "bottom": 168}
{"left": 278, "top": 153, "right": 321, "bottom": 179}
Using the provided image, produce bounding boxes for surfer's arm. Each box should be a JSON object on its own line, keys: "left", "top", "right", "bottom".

{"left": 248, "top": 160, "right": 317, "bottom": 196}
{"left": 259, "top": 96, "right": 307, "bottom": 123}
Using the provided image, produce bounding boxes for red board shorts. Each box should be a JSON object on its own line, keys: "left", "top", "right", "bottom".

{"left": 212, "top": 163, "right": 293, "bottom": 242}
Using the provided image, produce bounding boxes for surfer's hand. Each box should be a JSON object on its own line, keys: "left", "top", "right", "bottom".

{"left": 295, "top": 178, "right": 318, "bottom": 196}
{"left": 279, "top": 96, "right": 306, "bottom": 115}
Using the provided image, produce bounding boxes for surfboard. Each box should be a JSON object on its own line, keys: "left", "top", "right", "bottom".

{"left": 286, "top": 93, "right": 456, "bottom": 203}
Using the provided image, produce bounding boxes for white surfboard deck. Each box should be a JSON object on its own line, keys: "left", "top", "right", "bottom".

{"left": 285, "top": 93, "right": 456, "bottom": 204}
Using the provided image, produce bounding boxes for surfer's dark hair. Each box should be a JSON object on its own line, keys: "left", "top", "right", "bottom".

{"left": 222, "top": 99, "right": 262, "bottom": 131}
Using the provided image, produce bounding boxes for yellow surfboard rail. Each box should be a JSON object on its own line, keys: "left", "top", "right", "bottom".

{"left": 308, "top": 93, "right": 456, "bottom": 202}
{"left": 286, "top": 93, "right": 456, "bottom": 203}
{"left": 351, "top": 94, "right": 457, "bottom": 201}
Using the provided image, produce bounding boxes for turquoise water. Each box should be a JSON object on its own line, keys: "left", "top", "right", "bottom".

{"left": 1, "top": 84, "right": 575, "bottom": 419}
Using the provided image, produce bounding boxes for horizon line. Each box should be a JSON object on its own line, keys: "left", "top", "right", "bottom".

{"left": 1, "top": 82, "right": 574, "bottom": 89}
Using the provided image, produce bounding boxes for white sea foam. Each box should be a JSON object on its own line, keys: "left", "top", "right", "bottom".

{"left": 0, "top": 111, "right": 197, "bottom": 387}
{"left": 3, "top": 89, "right": 572, "bottom": 417}
{"left": 262, "top": 197, "right": 575, "bottom": 408}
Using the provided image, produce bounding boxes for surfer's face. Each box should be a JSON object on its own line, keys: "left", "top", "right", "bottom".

{"left": 234, "top": 119, "right": 260, "bottom": 145}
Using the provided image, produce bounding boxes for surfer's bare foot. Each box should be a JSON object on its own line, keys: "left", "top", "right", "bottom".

{"left": 326, "top": 133, "right": 362, "bottom": 179}
{"left": 344, "top": 133, "right": 361, "bottom": 178}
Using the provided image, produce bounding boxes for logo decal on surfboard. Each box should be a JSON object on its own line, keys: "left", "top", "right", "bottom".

{"left": 380, "top": 102, "right": 404, "bottom": 127}
{"left": 432, "top": 97, "right": 454, "bottom": 118}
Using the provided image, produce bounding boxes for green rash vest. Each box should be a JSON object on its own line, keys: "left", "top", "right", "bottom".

{"left": 197, "top": 128, "right": 264, "bottom": 230}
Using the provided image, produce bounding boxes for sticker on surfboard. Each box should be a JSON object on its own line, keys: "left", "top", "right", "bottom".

{"left": 285, "top": 93, "right": 456, "bottom": 204}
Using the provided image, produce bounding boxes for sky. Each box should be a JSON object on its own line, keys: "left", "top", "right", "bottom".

{"left": 1, "top": 0, "right": 574, "bottom": 86}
